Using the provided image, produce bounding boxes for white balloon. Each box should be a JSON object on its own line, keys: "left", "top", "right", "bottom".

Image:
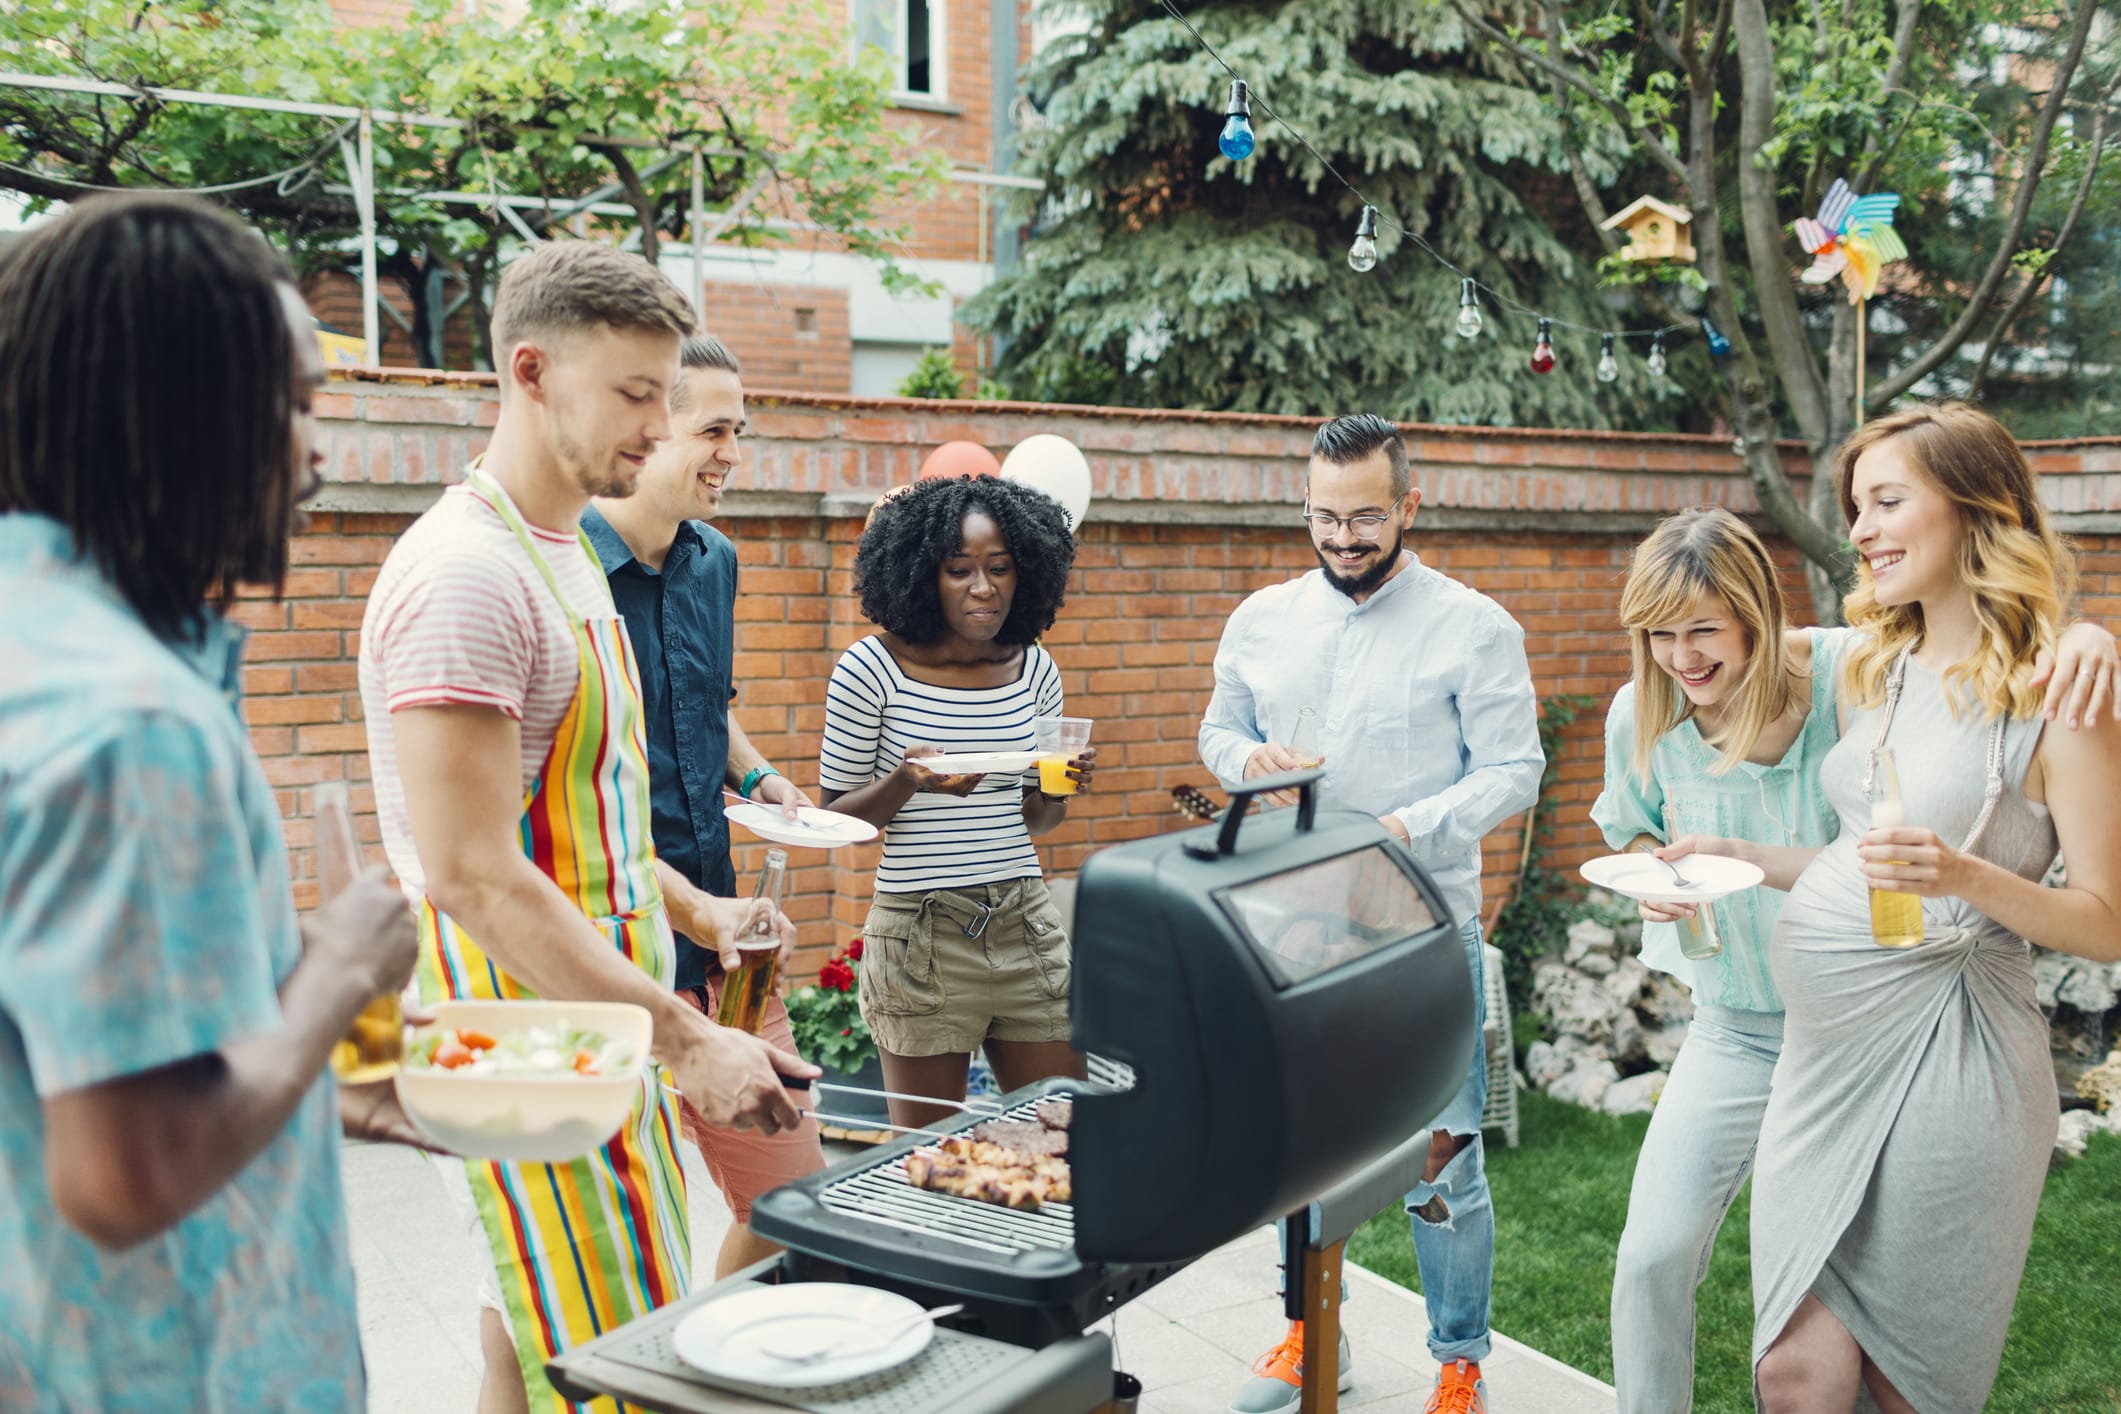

{"left": 999, "top": 433, "right": 1092, "bottom": 531}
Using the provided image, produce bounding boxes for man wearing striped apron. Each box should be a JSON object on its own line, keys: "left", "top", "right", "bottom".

{"left": 360, "top": 241, "right": 816, "bottom": 1413}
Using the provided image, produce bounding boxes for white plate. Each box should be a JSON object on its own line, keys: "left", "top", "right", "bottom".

{"left": 671, "top": 1283, "right": 934, "bottom": 1389}
{"left": 1579, "top": 851, "right": 1765, "bottom": 904}
{"left": 911, "top": 751, "right": 1042, "bottom": 774}
{"left": 724, "top": 803, "right": 879, "bottom": 849}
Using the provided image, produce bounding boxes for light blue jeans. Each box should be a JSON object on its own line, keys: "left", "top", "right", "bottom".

{"left": 1609, "top": 1003, "right": 1783, "bottom": 1413}
{"left": 1399, "top": 916, "right": 1494, "bottom": 1366}
{"left": 1272, "top": 919, "right": 1493, "bottom": 1363}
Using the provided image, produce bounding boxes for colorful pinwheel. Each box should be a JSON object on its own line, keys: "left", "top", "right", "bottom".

{"left": 1794, "top": 178, "right": 1907, "bottom": 304}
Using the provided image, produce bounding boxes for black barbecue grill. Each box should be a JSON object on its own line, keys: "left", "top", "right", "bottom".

{"left": 549, "top": 770, "right": 1476, "bottom": 1413}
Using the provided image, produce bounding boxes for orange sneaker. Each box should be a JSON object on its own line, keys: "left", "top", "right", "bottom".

{"left": 1424, "top": 1359, "right": 1489, "bottom": 1414}
{"left": 1227, "top": 1320, "right": 1355, "bottom": 1413}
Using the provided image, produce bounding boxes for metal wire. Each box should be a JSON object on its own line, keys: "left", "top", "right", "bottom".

{"left": 1156, "top": 0, "right": 1689, "bottom": 345}
{"left": 0, "top": 117, "right": 357, "bottom": 199}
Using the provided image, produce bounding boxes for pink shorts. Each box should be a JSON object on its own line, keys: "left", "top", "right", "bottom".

{"left": 675, "top": 979, "right": 825, "bottom": 1224}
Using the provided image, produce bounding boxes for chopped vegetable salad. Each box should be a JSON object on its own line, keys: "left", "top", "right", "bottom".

{"left": 405, "top": 1022, "right": 636, "bottom": 1078}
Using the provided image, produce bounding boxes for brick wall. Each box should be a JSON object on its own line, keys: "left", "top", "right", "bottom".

{"left": 695, "top": 282, "right": 853, "bottom": 396}
{"left": 276, "top": 370, "right": 2121, "bottom": 976}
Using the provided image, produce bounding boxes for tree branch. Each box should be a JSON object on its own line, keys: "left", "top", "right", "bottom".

{"left": 1732, "top": 0, "right": 1833, "bottom": 446}
{"left": 590, "top": 142, "right": 662, "bottom": 266}
{"left": 1869, "top": 0, "right": 2100, "bottom": 406}
{"left": 1858, "top": 0, "right": 1924, "bottom": 189}
{"left": 1454, "top": 1, "right": 1691, "bottom": 185}
{"left": 1704, "top": 0, "right": 1735, "bottom": 72}
{"left": 1969, "top": 87, "right": 2115, "bottom": 398}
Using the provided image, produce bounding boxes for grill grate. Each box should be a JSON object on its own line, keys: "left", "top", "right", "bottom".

{"left": 816, "top": 1094, "right": 1074, "bottom": 1257}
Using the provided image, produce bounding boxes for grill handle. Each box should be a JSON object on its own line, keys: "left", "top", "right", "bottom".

{"left": 1184, "top": 766, "right": 1322, "bottom": 860}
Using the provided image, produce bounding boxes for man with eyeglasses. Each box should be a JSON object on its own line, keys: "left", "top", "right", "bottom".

{"left": 1199, "top": 413, "right": 1543, "bottom": 1414}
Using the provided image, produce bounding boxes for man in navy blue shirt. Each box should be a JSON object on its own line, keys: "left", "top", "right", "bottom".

{"left": 583, "top": 335, "right": 824, "bottom": 1277}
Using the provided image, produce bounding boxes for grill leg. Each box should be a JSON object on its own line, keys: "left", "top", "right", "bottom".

{"left": 1297, "top": 1238, "right": 1345, "bottom": 1414}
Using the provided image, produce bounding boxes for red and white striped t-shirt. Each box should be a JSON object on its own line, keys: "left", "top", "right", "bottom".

{"left": 358, "top": 480, "right": 614, "bottom": 896}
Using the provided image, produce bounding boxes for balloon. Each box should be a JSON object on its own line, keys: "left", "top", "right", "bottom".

{"left": 863, "top": 482, "right": 916, "bottom": 532}
{"left": 999, "top": 434, "right": 1093, "bottom": 532}
{"left": 917, "top": 440, "right": 1002, "bottom": 481}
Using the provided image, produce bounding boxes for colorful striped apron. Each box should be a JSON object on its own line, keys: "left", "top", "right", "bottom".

{"left": 415, "top": 469, "right": 689, "bottom": 1413}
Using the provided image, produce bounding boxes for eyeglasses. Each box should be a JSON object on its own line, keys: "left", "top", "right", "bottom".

{"left": 1302, "top": 510, "right": 1394, "bottom": 540}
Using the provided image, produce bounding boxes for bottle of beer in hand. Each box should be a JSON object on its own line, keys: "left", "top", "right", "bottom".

{"left": 321, "top": 781, "right": 406, "bottom": 1082}
{"left": 1869, "top": 747, "right": 1925, "bottom": 949}
{"left": 716, "top": 849, "right": 788, "bottom": 1034}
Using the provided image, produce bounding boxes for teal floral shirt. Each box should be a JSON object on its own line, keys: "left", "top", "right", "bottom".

{"left": 1591, "top": 627, "right": 1849, "bottom": 1013}
{"left": 0, "top": 515, "right": 362, "bottom": 1411}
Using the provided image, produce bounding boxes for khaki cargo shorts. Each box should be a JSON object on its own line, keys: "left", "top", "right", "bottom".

{"left": 858, "top": 877, "right": 1072, "bottom": 1057}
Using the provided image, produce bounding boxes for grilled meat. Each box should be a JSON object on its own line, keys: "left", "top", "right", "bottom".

{"left": 904, "top": 1133, "right": 1072, "bottom": 1210}
{"left": 1035, "top": 1098, "right": 1073, "bottom": 1132}
{"left": 971, "top": 1118, "right": 1069, "bottom": 1158}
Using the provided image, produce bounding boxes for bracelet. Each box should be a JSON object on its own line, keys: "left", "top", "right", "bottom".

{"left": 739, "top": 766, "right": 781, "bottom": 800}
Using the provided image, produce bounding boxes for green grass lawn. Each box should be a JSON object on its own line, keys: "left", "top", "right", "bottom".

{"left": 1347, "top": 1090, "right": 2121, "bottom": 1412}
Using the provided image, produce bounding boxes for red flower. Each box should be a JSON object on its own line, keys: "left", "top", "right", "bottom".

{"left": 847, "top": 937, "right": 865, "bottom": 962}
{"left": 819, "top": 958, "right": 856, "bottom": 993}
{"left": 841, "top": 1027, "right": 852, "bottom": 1036}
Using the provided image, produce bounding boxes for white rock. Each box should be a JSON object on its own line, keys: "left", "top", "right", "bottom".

{"left": 1534, "top": 963, "right": 1623, "bottom": 1045}
{"left": 2032, "top": 952, "right": 2073, "bottom": 1010}
{"left": 1602, "top": 1070, "right": 1667, "bottom": 1114}
{"left": 1524, "top": 1040, "right": 1566, "bottom": 1089}
{"left": 1576, "top": 951, "right": 1618, "bottom": 977}
{"left": 1546, "top": 1058, "right": 1620, "bottom": 1110}
{"left": 1644, "top": 1019, "right": 1692, "bottom": 1068}
{"left": 2056, "top": 1109, "right": 2102, "bottom": 1160}
{"left": 1640, "top": 975, "right": 1697, "bottom": 1027}
{"left": 1603, "top": 956, "right": 1651, "bottom": 1008}
{"left": 1565, "top": 918, "right": 1619, "bottom": 964}
{"left": 2059, "top": 960, "right": 2119, "bottom": 1015}
{"left": 1611, "top": 1009, "right": 1646, "bottom": 1066}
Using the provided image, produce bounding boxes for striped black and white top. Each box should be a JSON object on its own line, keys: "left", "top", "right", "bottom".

{"left": 820, "top": 635, "right": 1065, "bottom": 894}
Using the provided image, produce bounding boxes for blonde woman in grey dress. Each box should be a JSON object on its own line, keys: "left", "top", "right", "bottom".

{"left": 1749, "top": 404, "right": 2121, "bottom": 1413}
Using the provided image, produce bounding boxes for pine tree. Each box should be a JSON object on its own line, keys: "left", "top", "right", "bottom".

{"left": 965, "top": 0, "right": 1667, "bottom": 426}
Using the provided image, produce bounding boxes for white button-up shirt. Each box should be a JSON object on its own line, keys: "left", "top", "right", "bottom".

{"left": 1198, "top": 553, "right": 1544, "bottom": 929}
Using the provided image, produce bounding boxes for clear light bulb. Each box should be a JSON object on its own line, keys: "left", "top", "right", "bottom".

{"left": 1596, "top": 333, "right": 1620, "bottom": 384}
{"left": 1646, "top": 333, "right": 1668, "bottom": 379}
{"left": 1529, "top": 317, "right": 1556, "bottom": 375}
{"left": 1455, "top": 277, "right": 1483, "bottom": 338}
{"left": 1218, "top": 80, "right": 1256, "bottom": 161}
{"left": 1347, "top": 205, "right": 1380, "bottom": 273}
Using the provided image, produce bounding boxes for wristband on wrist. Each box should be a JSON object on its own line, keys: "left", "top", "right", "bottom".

{"left": 739, "top": 766, "right": 781, "bottom": 800}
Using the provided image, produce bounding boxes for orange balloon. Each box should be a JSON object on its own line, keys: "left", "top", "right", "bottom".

{"left": 917, "top": 440, "right": 1002, "bottom": 481}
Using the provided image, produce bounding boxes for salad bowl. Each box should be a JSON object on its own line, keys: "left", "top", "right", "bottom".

{"left": 392, "top": 1000, "right": 655, "bottom": 1162}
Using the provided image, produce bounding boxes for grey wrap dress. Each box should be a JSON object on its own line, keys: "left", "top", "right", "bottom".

{"left": 1751, "top": 653, "right": 2059, "bottom": 1412}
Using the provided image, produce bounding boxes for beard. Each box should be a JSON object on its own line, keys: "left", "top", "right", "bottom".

{"left": 553, "top": 416, "right": 640, "bottom": 500}
{"left": 1315, "top": 541, "right": 1401, "bottom": 599}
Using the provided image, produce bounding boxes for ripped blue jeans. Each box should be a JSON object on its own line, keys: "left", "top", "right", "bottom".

{"left": 1400, "top": 915, "right": 1494, "bottom": 1365}
{"left": 1275, "top": 917, "right": 1493, "bottom": 1365}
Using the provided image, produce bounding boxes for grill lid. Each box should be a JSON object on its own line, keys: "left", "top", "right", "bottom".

{"left": 1066, "top": 769, "right": 1474, "bottom": 1263}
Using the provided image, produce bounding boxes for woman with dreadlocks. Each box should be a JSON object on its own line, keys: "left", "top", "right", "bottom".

{"left": 819, "top": 474, "right": 1092, "bottom": 1128}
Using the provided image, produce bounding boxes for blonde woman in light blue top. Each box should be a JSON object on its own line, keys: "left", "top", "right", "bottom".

{"left": 1589, "top": 508, "right": 2115, "bottom": 1414}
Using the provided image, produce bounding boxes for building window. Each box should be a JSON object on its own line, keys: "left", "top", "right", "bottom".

{"left": 854, "top": 0, "right": 945, "bottom": 100}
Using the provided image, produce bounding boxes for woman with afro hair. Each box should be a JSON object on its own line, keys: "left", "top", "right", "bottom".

{"left": 819, "top": 474, "right": 1093, "bottom": 1127}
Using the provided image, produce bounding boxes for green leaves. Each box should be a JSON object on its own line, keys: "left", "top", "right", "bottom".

{"left": 967, "top": 0, "right": 1656, "bottom": 424}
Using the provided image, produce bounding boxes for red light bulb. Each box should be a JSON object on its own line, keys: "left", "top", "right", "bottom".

{"left": 1529, "top": 318, "right": 1556, "bottom": 375}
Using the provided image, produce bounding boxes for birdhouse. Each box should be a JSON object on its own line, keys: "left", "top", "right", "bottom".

{"left": 1600, "top": 196, "right": 1697, "bottom": 265}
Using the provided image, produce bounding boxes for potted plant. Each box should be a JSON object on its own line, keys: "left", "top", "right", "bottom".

{"left": 785, "top": 940, "right": 887, "bottom": 1122}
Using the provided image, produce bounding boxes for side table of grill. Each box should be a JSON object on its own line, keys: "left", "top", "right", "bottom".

{"left": 546, "top": 1265, "right": 1116, "bottom": 1414}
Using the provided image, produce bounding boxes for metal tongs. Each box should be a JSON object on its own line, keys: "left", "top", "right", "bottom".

{"left": 804, "top": 1082, "right": 1008, "bottom": 1137}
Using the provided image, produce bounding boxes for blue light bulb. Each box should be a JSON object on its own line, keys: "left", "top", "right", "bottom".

{"left": 1701, "top": 315, "right": 1732, "bottom": 359}
{"left": 1219, "top": 79, "right": 1256, "bottom": 161}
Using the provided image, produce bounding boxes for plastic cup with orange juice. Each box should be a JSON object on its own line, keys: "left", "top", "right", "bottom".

{"left": 1034, "top": 716, "right": 1094, "bottom": 796}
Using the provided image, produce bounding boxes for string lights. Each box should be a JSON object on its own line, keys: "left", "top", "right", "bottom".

{"left": 1456, "top": 277, "right": 1484, "bottom": 339}
{"left": 1218, "top": 80, "right": 1255, "bottom": 161}
{"left": 1529, "top": 318, "right": 1557, "bottom": 374}
{"left": 1163, "top": 0, "right": 1699, "bottom": 387}
{"left": 1347, "top": 206, "right": 1380, "bottom": 273}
